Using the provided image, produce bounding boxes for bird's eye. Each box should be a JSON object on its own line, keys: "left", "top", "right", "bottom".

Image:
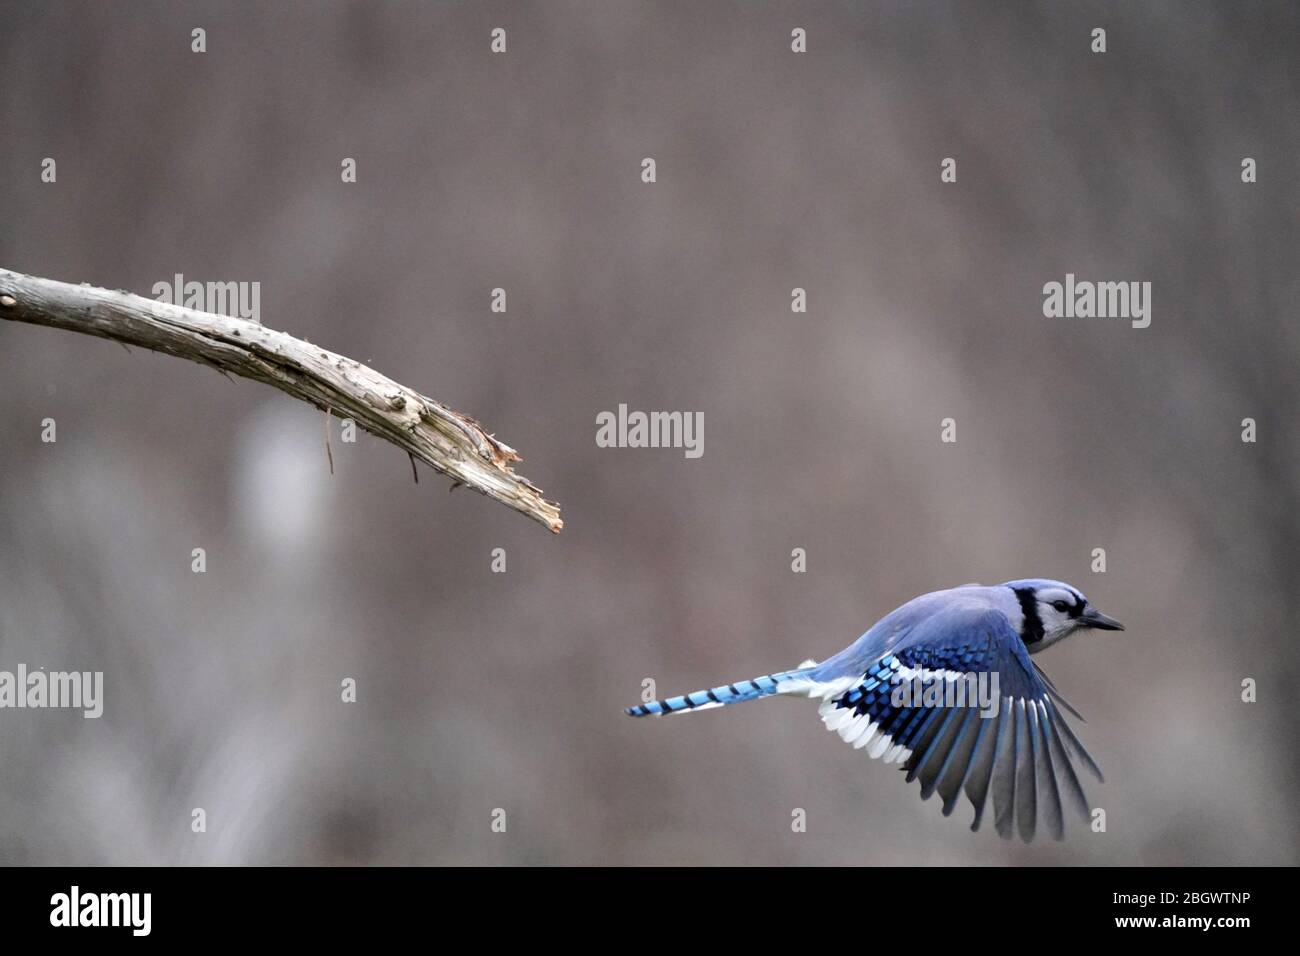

{"left": 1052, "top": 600, "right": 1070, "bottom": 612}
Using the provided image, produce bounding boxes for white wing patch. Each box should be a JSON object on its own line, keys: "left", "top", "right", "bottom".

{"left": 818, "top": 665, "right": 990, "bottom": 763}
{"left": 819, "top": 697, "right": 913, "bottom": 762}
{"left": 815, "top": 676, "right": 914, "bottom": 764}
{"left": 788, "top": 668, "right": 990, "bottom": 767}
{"left": 895, "top": 664, "right": 976, "bottom": 686}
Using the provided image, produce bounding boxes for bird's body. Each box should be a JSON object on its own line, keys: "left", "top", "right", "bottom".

{"left": 625, "top": 579, "right": 1124, "bottom": 842}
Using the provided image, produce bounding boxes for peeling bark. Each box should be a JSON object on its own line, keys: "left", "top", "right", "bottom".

{"left": 0, "top": 268, "right": 562, "bottom": 533}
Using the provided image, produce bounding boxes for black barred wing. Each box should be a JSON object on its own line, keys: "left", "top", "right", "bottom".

{"left": 819, "top": 607, "right": 1102, "bottom": 842}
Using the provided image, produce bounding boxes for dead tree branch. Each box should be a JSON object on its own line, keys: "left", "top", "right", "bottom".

{"left": 0, "top": 268, "right": 562, "bottom": 533}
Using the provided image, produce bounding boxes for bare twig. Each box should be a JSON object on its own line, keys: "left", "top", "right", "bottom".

{"left": 0, "top": 268, "right": 562, "bottom": 532}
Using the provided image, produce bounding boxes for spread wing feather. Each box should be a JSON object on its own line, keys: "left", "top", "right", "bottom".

{"left": 815, "top": 605, "right": 1100, "bottom": 842}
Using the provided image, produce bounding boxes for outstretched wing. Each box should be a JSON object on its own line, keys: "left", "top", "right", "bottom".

{"left": 819, "top": 605, "right": 1101, "bottom": 842}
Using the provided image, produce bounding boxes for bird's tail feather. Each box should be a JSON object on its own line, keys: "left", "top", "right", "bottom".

{"left": 624, "top": 667, "right": 810, "bottom": 717}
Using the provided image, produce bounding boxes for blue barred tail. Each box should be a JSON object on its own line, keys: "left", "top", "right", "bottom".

{"left": 624, "top": 670, "right": 802, "bottom": 717}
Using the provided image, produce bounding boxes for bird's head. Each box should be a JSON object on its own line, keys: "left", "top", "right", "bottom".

{"left": 1003, "top": 578, "right": 1124, "bottom": 652}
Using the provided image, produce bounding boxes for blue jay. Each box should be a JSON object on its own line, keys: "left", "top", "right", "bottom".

{"left": 625, "top": 579, "right": 1124, "bottom": 842}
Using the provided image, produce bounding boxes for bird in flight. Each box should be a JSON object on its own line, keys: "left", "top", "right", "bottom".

{"left": 625, "top": 579, "right": 1124, "bottom": 842}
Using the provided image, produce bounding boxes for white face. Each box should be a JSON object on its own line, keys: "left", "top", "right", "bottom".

{"left": 1034, "top": 585, "right": 1087, "bottom": 648}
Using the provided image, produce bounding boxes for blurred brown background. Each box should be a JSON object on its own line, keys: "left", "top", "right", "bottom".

{"left": 1, "top": 1, "right": 1296, "bottom": 865}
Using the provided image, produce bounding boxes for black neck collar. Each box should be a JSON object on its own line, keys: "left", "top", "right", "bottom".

{"left": 1013, "top": 587, "right": 1044, "bottom": 644}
